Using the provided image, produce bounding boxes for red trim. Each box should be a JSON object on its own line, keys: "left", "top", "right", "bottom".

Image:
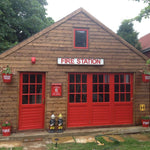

{"left": 74, "top": 28, "right": 88, "bottom": 49}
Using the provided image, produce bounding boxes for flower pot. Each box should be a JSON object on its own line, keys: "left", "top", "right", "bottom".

{"left": 142, "top": 74, "right": 150, "bottom": 83}
{"left": 2, "top": 126, "right": 11, "bottom": 136}
{"left": 2, "top": 73, "right": 12, "bottom": 83}
{"left": 142, "top": 119, "right": 149, "bottom": 127}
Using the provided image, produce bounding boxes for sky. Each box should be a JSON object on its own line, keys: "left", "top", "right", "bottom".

{"left": 46, "top": 0, "right": 150, "bottom": 38}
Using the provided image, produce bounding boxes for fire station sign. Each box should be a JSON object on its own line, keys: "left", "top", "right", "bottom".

{"left": 57, "top": 58, "right": 104, "bottom": 65}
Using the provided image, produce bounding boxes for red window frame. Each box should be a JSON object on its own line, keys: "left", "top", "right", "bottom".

{"left": 74, "top": 28, "right": 88, "bottom": 49}
{"left": 20, "top": 72, "right": 45, "bottom": 105}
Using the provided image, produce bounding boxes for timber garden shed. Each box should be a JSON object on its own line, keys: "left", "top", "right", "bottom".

{"left": 0, "top": 8, "right": 149, "bottom": 132}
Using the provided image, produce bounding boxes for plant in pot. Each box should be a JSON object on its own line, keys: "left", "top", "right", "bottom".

{"left": 141, "top": 116, "right": 150, "bottom": 127}
{"left": 142, "top": 59, "right": 150, "bottom": 82}
{"left": 1, "top": 65, "right": 13, "bottom": 83}
{"left": 1, "top": 121, "right": 11, "bottom": 136}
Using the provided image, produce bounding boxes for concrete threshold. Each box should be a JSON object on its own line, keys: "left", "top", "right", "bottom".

{"left": 0, "top": 126, "right": 150, "bottom": 142}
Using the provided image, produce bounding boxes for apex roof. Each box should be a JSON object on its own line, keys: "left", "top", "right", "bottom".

{"left": 139, "top": 33, "right": 150, "bottom": 50}
{"left": 0, "top": 7, "right": 147, "bottom": 60}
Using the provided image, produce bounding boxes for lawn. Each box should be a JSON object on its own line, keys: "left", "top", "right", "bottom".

{"left": 47, "top": 135, "right": 150, "bottom": 150}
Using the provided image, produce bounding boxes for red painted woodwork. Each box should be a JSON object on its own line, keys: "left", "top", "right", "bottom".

{"left": 67, "top": 73, "right": 133, "bottom": 127}
{"left": 19, "top": 72, "right": 45, "bottom": 130}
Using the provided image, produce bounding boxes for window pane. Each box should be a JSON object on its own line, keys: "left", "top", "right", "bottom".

{"left": 76, "top": 84, "right": 81, "bottom": 92}
{"left": 37, "top": 95, "right": 42, "bottom": 104}
{"left": 23, "top": 74, "right": 28, "bottom": 83}
{"left": 30, "top": 95, "right": 35, "bottom": 104}
{"left": 115, "top": 75, "right": 119, "bottom": 83}
{"left": 30, "top": 74, "right": 35, "bottom": 83}
{"left": 105, "top": 84, "right": 109, "bottom": 92}
{"left": 115, "top": 94, "right": 119, "bottom": 102}
{"left": 120, "top": 94, "right": 125, "bottom": 101}
{"left": 76, "top": 94, "right": 80, "bottom": 102}
{"left": 93, "top": 84, "right": 97, "bottom": 92}
{"left": 105, "top": 75, "right": 109, "bottom": 83}
{"left": 82, "top": 94, "right": 87, "bottom": 102}
{"left": 120, "top": 84, "right": 124, "bottom": 92}
{"left": 115, "top": 84, "right": 119, "bottom": 92}
{"left": 99, "top": 75, "right": 103, "bottom": 83}
{"left": 75, "top": 30, "right": 87, "bottom": 47}
{"left": 22, "top": 95, "right": 28, "bottom": 104}
{"left": 69, "top": 94, "right": 74, "bottom": 103}
{"left": 82, "top": 74, "right": 87, "bottom": 83}
{"left": 82, "top": 84, "right": 87, "bottom": 92}
{"left": 126, "top": 94, "right": 130, "bottom": 101}
{"left": 76, "top": 74, "right": 81, "bottom": 83}
{"left": 105, "top": 94, "right": 109, "bottom": 102}
{"left": 126, "top": 75, "right": 130, "bottom": 83}
{"left": 126, "top": 85, "right": 130, "bottom": 92}
{"left": 69, "top": 84, "right": 74, "bottom": 93}
{"left": 99, "top": 94, "right": 103, "bottom": 102}
{"left": 93, "top": 94, "right": 97, "bottom": 102}
{"left": 70, "top": 74, "right": 74, "bottom": 83}
{"left": 99, "top": 84, "right": 103, "bottom": 92}
{"left": 93, "top": 75, "right": 97, "bottom": 83}
{"left": 37, "top": 74, "right": 42, "bottom": 83}
{"left": 30, "top": 85, "right": 35, "bottom": 93}
{"left": 23, "top": 85, "right": 28, "bottom": 93}
{"left": 37, "top": 85, "right": 42, "bottom": 93}
{"left": 120, "top": 75, "right": 124, "bottom": 83}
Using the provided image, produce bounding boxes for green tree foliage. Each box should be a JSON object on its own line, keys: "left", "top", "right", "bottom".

{"left": 0, "top": 0, "right": 54, "bottom": 53}
{"left": 132, "top": 0, "right": 150, "bottom": 22}
{"left": 117, "top": 20, "right": 141, "bottom": 50}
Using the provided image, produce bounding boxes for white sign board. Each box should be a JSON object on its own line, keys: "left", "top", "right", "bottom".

{"left": 57, "top": 58, "right": 104, "bottom": 65}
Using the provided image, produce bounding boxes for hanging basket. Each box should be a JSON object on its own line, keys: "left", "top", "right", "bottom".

{"left": 2, "top": 126, "right": 11, "bottom": 136}
{"left": 2, "top": 73, "right": 13, "bottom": 83}
{"left": 141, "top": 119, "right": 149, "bottom": 127}
{"left": 142, "top": 73, "right": 150, "bottom": 83}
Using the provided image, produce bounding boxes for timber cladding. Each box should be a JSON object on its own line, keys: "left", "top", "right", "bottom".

{"left": 0, "top": 8, "right": 149, "bottom": 132}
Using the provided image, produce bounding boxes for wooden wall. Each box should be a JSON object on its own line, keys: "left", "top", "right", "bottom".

{"left": 0, "top": 11, "right": 149, "bottom": 132}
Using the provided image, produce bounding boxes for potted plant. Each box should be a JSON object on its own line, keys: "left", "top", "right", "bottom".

{"left": 142, "top": 59, "right": 150, "bottom": 82}
{"left": 1, "top": 65, "right": 13, "bottom": 83}
{"left": 141, "top": 116, "right": 150, "bottom": 127}
{"left": 1, "top": 121, "right": 11, "bottom": 136}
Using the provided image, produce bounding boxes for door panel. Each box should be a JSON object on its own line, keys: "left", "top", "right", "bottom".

{"left": 19, "top": 72, "right": 45, "bottom": 130}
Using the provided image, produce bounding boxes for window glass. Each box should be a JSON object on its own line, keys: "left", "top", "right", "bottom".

{"left": 82, "top": 84, "right": 87, "bottom": 92}
{"left": 37, "top": 95, "right": 42, "bottom": 104}
{"left": 30, "top": 74, "right": 35, "bottom": 83}
{"left": 93, "top": 84, "right": 97, "bottom": 92}
{"left": 70, "top": 74, "right": 74, "bottom": 83}
{"left": 37, "top": 85, "right": 42, "bottom": 93}
{"left": 69, "top": 94, "right": 74, "bottom": 103}
{"left": 23, "top": 74, "right": 28, "bottom": 83}
{"left": 93, "top": 94, "right": 97, "bottom": 102}
{"left": 76, "top": 74, "right": 81, "bottom": 83}
{"left": 76, "top": 94, "right": 81, "bottom": 102}
{"left": 99, "top": 94, "right": 103, "bottom": 102}
{"left": 76, "top": 84, "right": 81, "bottom": 92}
{"left": 37, "top": 74, "right": 42, "bottom": 83}
{"left": 75, "top": 30, "right": 87, "bottom": 48}
{"left": 82, "top": 94, "right": 87, "bottom": 102}
{"left": 30, "top": 95, "right": 35, "bottom": 104}
{"left": 99, "top": 84, "right": 103, "bottom": 92}
{"left": 23, "top": 85, "right": 28, "bottom": 93}
{"left": 115, "top": 75, "right": 119, "bottom": 83}
{"left": 69, "top": 84, "right": 74, "bottom": 93}
{"left": 82, "top": 74, "right": 87, "bottom": 83}
{"left": 22, "top": 95, "right": 28, "bottom": 104}
{"left": 93, "top": 75, "right": 97, "bottom": 83}
{"left": 99, "top": 75, "right": 103, "bottom": 83}
{"left": 105, "top": 94, "right": 109, "bottom": 102}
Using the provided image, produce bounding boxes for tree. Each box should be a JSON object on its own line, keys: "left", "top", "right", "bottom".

{"left": 117, "top": 20, "right": 141, "bottom": 50}
{"left": 132, "top": 0, "right": 150, "bottom": 22}
{"left": 0, "top": 0, "right": 54, "bottom": 52}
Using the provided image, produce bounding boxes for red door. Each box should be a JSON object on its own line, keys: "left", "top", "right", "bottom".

{"left": 19, "top": 72, "right": 45, "bottom": 130}
{"left": 67, "top": 73, "right": 133, "bottom": 127}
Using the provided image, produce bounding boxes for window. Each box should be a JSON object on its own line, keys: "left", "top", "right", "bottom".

{"left": 68, "top": 73, "right": 87, "bottom": 103}
{"left": 92, "top": 74, "right": 110, "bottom": 102}
{"left": 114, "top": 74, "right": 132, "bottom": 102}
{"left": 74, "top": 29, "right": 88, "bottom": 49}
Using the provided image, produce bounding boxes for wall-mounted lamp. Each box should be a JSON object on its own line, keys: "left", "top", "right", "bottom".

{"left": 31, "top": 57, "right": 36, "bottom": 64}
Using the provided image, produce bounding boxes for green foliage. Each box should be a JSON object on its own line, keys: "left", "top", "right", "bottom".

{"left": 117, "top": 20, "right": 141, "bottom": 50}
{"left": 132, "top": 0, "right": 150, "bottom": 22}
{"left": 0, "top": 0, "right": 54, "bottom": 53}
{"left": 2, "top": 65, "right": 12, "bottom": 74}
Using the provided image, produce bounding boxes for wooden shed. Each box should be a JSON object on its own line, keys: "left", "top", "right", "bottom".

{"left": 0, "top": 8, "right": 149, "bottom": 132}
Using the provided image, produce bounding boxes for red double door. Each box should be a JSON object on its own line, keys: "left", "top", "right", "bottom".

{"left": 67, "top": 73, "right": 133, "bottom": 127}
{"left": 19, "top": 72, "right": 45, "bottom": 130}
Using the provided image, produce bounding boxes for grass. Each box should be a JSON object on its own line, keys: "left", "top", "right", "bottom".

{"left": 47, "top": 135, "right": 150, "bottom": 150}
